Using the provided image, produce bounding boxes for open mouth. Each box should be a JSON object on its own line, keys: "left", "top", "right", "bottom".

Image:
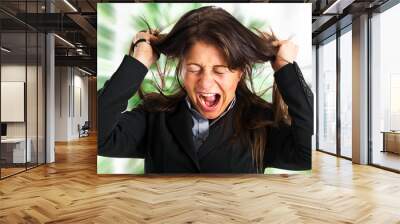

{"left": 197, "top": 92, "right": 221, "bottom": 112}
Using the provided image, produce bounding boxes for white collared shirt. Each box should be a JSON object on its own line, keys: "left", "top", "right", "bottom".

{"left": 185, "top": 96, "right": 237, "bottom": 152}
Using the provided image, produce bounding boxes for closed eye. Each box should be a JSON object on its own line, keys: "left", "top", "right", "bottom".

{"left": 186, "top": 64, "right": 202, "bottom": 73}
{"left": 214, "top": 66, "right": 230, "bottom": 75}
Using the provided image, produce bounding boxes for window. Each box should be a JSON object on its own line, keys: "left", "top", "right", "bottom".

{"left": 370, "top": 3, "right": 400, "bottom": 171}
{"left": 339, "top": 28, "right": 352, "bottom": 158}
{"left": 317, "top": 36, "right": 337, "bottom": 154}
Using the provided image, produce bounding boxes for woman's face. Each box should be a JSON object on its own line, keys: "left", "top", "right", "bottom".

{"left": 182, "top": 41, "right": 242, "bottom": 119}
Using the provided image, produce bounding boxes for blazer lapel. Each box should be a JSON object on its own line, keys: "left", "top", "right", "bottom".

{"left": 197, "top": 108, "right": 235, "bottom": 160}
{"left": 166, "top": 100, "right": 201, "bottom": 171}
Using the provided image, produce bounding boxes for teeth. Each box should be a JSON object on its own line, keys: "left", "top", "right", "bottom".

{"left": 199, "top": 93, "right": 216, "bottom": 97}
{"left": 197, "top": 92, "right": 219, "bottom": 108}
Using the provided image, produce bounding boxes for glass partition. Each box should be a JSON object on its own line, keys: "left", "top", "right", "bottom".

{"left": 370, "top": 3, "right": 400, "bottom": 171}
{"left": 317, "top": 36, "right": 337, "bottom": 155}
{"left": 0, "top": 1, "right": 46, "bottom": 179}
{"left": 1, "top": 30, "right": 28, "bottom": 177}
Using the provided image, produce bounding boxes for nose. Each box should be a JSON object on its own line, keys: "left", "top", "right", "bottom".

{"left": 198, "top": 70, "right": 214, "bottom": 89}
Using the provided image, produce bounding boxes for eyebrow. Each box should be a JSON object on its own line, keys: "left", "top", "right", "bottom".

{"left": 186, "top": 63, "right": 229, "bottom": 68}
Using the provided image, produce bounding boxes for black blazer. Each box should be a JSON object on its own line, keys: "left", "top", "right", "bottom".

{"left": 98, "top": 55, "right": 314, "bottom": 173}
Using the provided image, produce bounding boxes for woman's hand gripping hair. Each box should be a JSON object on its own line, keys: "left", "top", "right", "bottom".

{"left": 129, "top": 29, "right": 160, "bottom": 69}
{"left": 271, "top": 37, "right": 299, "bottom": 72}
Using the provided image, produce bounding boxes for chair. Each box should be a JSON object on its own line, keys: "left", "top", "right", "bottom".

{"left": 78, "top": 121, "right": 90, "bottom": 138}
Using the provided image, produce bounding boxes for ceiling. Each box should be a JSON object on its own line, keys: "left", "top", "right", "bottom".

{"left": 0, "top": 0, "right": 394, "bottom": 75}
{"left": 1, "top": 0, "right": 98, "bottom": 74}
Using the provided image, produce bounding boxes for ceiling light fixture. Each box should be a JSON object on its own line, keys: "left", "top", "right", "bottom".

{"left": 54, "top": 34, "right": 75, "bottom": 48}
{"left": 78, "top": 67, "right": 92, "bottom": 76}
{"left": 1, "top": 47, "right": 11, "bottom": 53}
{"left": 322, "top": 0, "right": 355, "bottom": 15}
{"left": 76, "top": 48, "right": 85, "bottom": 55}
{"left": 63, "top": 0, "right": 78, "bottom": 12}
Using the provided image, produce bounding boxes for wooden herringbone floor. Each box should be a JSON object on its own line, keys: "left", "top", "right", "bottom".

{"left": 1, "top": 134, "right": 400, "bottom": 223}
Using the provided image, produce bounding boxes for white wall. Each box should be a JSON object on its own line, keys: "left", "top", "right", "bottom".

{"left": 54, "top": 66, "right": 89, "bottom": 141}
{"left": 55, "top": 66, "right": 69, "bottom": 141}
{"left": 71, "top": 71, "right": 89, "bottom": 139}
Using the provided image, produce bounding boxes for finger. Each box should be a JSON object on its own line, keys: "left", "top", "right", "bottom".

{"left": 261, "top": 30, "right": 273, "bottom": 38}
{"left": 135, "top": 32, "right": 155, "bottom": 42}
{"left": 272, "top": 40, "right": 280, "bottom": 47}
{"left": 264, "top": 28, "right": 273, "bottom": 36}
{"left": 151, "top": 28, "right": 160, "bottom": 35}
{"left": 148, "top": 29, "right": 161, "bottom": 35}
{"left": 136, "top": 29, "right": 151, "bottom": 37}
{"left": 276, "top": 39, "right": 293, "bottom": 47}
{"left": 134, "top": 32, "right": 146, "bottom": 41}
{"left": 148, "top": 35, "right": 158, "bottom": 42}
{"left": 272, "top": 39, "right": 287, "bottom": 47}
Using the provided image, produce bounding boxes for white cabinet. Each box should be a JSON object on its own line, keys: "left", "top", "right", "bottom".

{"left": 1, "top": 138, "right": 32, "bottom": 163}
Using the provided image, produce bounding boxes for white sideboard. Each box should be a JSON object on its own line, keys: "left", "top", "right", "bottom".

{"left": 1, "top": 138, "right": 32, "bottom": 163}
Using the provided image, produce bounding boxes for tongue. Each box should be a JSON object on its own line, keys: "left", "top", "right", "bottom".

{"left": 203, "top": 95, "right": 217, "bottom": 107}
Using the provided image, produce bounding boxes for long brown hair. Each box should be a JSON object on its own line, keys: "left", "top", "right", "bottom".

{"left": 137, "top": 6, "right": 290, "bottom": 172}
